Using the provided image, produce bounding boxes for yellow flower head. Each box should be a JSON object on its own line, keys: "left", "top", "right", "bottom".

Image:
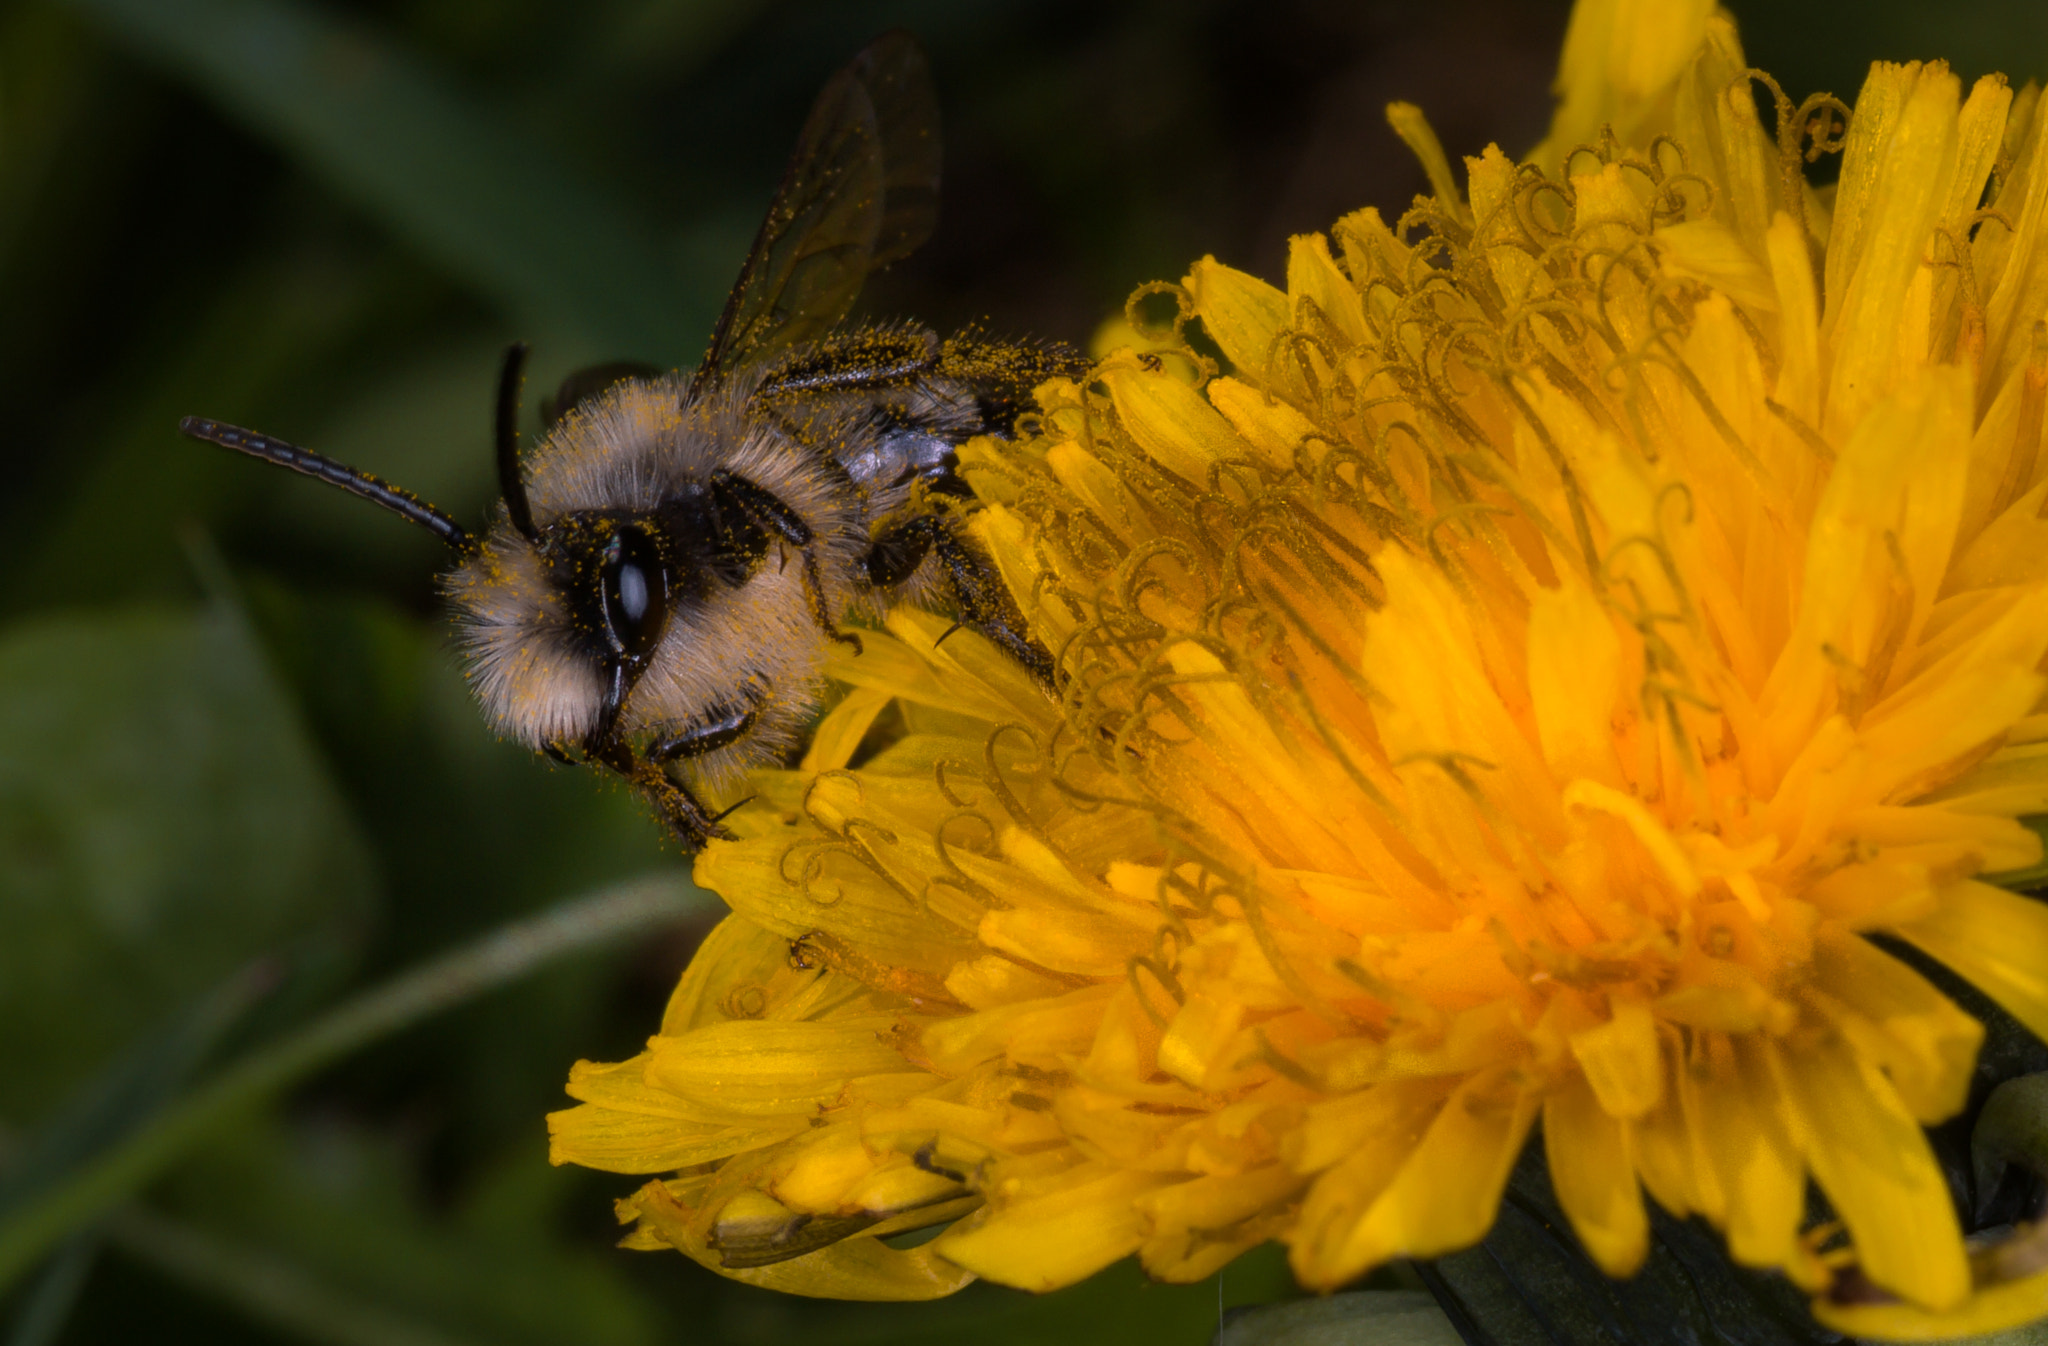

{"left": 552, "top": 2, "right": 2048, "bottom": 1334}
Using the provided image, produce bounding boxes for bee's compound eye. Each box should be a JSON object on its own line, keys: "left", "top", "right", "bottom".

{"left": 599, "top": 525, "right": 668, "bottom": 659}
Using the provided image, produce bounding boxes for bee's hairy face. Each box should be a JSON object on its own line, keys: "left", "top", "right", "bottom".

{"left": 443, "top": 525, "right": 611, "bottom": 752}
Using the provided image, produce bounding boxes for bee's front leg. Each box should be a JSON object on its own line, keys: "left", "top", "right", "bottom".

{"left": 587, "top": 737, "right": 735, "bottom": 850}
{"left": 648, "top": 678, "right": 768, "bottom": 765}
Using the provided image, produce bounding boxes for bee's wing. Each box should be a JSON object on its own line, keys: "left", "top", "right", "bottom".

{"left": 690, "top": 32, "right": 939, "bottom": 397}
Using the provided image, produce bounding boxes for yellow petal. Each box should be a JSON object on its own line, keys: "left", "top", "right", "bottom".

{"left": 1764, "top": 365, "right": 1974, "bottom": 749}
{"left": 1655, "top": 219, "right": 1778, "bottom": 313}
{"left": 1157, "top": 990, "right": 1247, "bottom": 1089}
{"left": 1896, "top": 880, "right": 2048, "bottom": 1045}
{"left": 1670, "top": 14, "right": 1773, "bottom": 257}
{"left": 1101, "top": 362, "right": 1245, "bottom": 485}
{"left": 1307, "top": 1072, "right": 1537, "bottom": 1285}
{"left": 1527, "top": 577, "right": 1625, "bottom": 785}
{"left": 1206, "top": 375, "right": 1318, "bottom": 472}
{"left": 1823, "top": 64, "right": 1962, "bottom": 437}
{"left": 644, "top": 1019, "right": 910, "bottom": 1119}
{"left": 1568, "top": 999, "right": 1664, "bottom": 1119}
{"left": 971, "top": 503, "right": 1077, "bottom": 654}
{"left": 933, "top": 1165, "right": 1172, "bottom": 1291}
{"left": 1766, "top": 210, "right": 1823, "bottom": 426}
{"left": 1184, "top": 256, "right": 1289, "bottom": 381}
{"left": 1284, "top": 1076, "right": 1459, "bottom": 1176}
{"left": 1696, "top": 1037, "right": 1818, "bottom": 1287}
{"left": 1824, "top": 63, "right": 1928, "bottom": 339}
{"left": 943, "top": 954, "right": 1076, "bottom": 1010}
{"left": 1983, "top": 76, "right": 2048, "bottom": 398}
{"left": 1287, "top": 232, "right": 1369, "bottom": 344}
{"left": 1289, "top": 1084, "right": 1450, "bottom": 1288}
{"left": 1816, "top": 1262, "right": 2048, "bottom": 1341}
{"left": 1543, "top": 1071, "right": 1649, "bottom": 1276}
{"left": 1769, "top": 1034, "right": 1969, "bottom": 1310}
{"left": 697, "top": 820, "right": 980, "bottom": 976}
{"left": 802, "top": 686, "right": 894, "bottom": 772}
{"left": 1137, "top": 1165, "right": 1308, "bottom": 1282}
{"left": 921, "top": 985, "right": 1118, "bottom": 1074}
{"left": 1530, "top": 0, "right": 1713, "bottom": 173}
{"left": 547, "top": 1099, "right": 799, "bottom": 1173}
{"left": 657, "top": 915, "right": 805, "bottom": 1036}
{"left": 978, "top": 906, "right": 1147, "bottom": 978}
{"left": 1807, "top": 927, "right": 1983, "bottom": 1123}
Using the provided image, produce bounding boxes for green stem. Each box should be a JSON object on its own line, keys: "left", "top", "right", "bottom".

{"left": 0, "top": 873, "right": 709, "bottom": 1293}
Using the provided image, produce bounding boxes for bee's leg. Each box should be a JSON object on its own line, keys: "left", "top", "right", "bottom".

{"left": 648, "top": 706, "right": 755, "bottom": 765}
{"left": 709, "top": 469, "right": 863, "bottom": 655}
{"left": 752, "top": 328, "right": 939, "bottom": 399}
{"left": 648, "top": 679, "right": 767, "bottom": 765}
{"left": 864, "top": 515, "right": 1054, "bottom": 684}
{"left": 588, "top": 737, "right": 733, "bottom": 850}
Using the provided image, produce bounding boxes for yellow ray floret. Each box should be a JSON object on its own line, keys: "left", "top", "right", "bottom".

{"left": 550, "top": 3, "right": 2048, "bottom": 1335}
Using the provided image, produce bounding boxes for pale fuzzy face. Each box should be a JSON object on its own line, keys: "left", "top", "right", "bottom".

{"left": 443, "top": 529, "right": 835, "bottom": 784}
{"left": 443, "top": 533, "right": 606, "bottom": 751}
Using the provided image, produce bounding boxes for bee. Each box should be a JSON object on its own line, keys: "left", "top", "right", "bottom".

{"left": 181, "top": 33, "right": 1080, "bottom": 850}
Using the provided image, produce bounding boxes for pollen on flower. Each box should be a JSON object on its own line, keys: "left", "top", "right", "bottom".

{"left": 549, "top": 4, "right": 2048, "bottom": 1337}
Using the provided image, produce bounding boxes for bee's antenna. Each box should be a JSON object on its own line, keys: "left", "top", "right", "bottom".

{"left": 496, "top": 341, "right": 540, "bottom": 544}
{"left": 179, "top": 417, "right": 476, "bottom": 554}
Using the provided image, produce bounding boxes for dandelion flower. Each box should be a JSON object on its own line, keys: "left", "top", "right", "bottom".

{"left": 552, "top": 2, "right": 2048, "bottom": 1334}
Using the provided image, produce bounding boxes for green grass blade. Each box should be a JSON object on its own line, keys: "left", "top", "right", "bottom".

{"left": 0, "top": 872, "right": 710, "bottom": 1294}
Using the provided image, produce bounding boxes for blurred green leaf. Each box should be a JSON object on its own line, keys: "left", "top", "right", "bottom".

{"left": 246, "top": 337, "right": 512, "bottom": 578}
{"left": 0, "top": 873, "right": 704, "bottom": 1297}
{"left": 238, "top": 580, "right": 667, "bottom": 926}
{"left": 1, "top": 958, "right": 278, "bottom": 1346}
{"left": 9, "top": 248, "right": 428, "bottom": 616}
{"left": 107, "top": 1203, "right": 481, "bottom": 1346}
{"left": 154, "top": 1116, "right": 657, "bottom": 1346}
{"left": 62, "top": 0, "right": 684, "bottom": 356}
{"left": 1974, "top": 1074, "right": 2048, "bottom": 1225}
{"left": 237, "top": 564, "right": 678, "bottom": 1172}
{"left": 145, "top": 1114, "right": 655, "bottom": 1343}
{"left": 0, "top": 958, "right": 277, "bottom": 1213}
{"left": 1217, "top": 1290, "right": 1461, "bottom": 1346}
{"left": 0, "top": 602, "right": 376, "bottom": 1125}
{"left": 2, "top": 1233, "right": 96, "bottom": 1346}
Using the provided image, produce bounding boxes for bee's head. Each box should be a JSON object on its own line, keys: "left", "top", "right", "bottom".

{"left": 182, "top": 343, "right": 677, "bottom": 760}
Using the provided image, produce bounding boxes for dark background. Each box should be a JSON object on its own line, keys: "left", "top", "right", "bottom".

{"left": 1, "top": 1, "right": 2043, "bottom": 1342}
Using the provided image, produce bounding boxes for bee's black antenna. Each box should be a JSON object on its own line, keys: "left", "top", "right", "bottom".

{"left": 496, "top": 341, "right": 540, "bottom": 544}
{"left": 179, "top": 416, "right": 476, "bottom": 554}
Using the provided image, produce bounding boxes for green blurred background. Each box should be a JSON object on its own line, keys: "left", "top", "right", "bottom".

{"left": 1, "top": 1, "right": 2045, "bottom": 1342}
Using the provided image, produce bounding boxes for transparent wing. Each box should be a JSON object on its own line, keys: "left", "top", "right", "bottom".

{"left": 690, "top": 32, "right": 939, "bottom": 396}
